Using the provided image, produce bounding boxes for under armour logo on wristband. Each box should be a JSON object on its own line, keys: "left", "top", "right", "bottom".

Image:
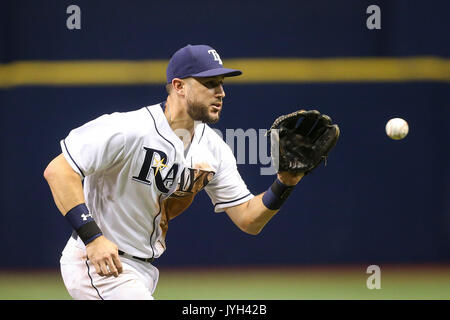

{"left": 65, "top": 203, "right": 102, "bottom": 245}
{"left": 81, "top": 213, "right": 92, "bottom": 221}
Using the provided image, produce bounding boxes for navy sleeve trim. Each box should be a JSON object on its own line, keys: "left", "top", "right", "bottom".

{"left": 214, "top": 193, "right": 252, "bottom": 208}
{"left": 63, "top": 139, "right": 85, "bottom": 178}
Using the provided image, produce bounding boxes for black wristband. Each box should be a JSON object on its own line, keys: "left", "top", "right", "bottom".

{"left": 77, "top": 221, "right": 103, "bottom": 245}
{"left": 65, "top": 203, "right": 103, "bottom": 245}
{"left": 262, "top": 178, "right": 295, "bottom": 210}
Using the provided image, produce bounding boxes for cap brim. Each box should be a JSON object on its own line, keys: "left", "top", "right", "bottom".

{"left": 191, "top": 67, "right": 242, "bottom": 78}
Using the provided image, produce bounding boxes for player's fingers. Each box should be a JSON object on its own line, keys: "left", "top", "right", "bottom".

{"left": 112, "top": 254, "right": 123, "bottom": 274}
{"left": 99, "top": 262, "right": 110, "bottom": 277}
{"left": 91, "top": 262, "right": 104, "bottom": 277}
{"left": 106, "top": 257, "right": 119, "bottom": 277}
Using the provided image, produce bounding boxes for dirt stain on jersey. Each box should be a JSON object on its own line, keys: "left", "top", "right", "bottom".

{"left": 159, "top": 163, "right": 215, "bottom": 247}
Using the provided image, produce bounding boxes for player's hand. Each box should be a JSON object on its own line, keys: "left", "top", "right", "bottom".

{"left": 85, "top": 235, "right": 123, "bottom": 277}
{"left": 277, "top": 171, "right": 304, "bottom": 186}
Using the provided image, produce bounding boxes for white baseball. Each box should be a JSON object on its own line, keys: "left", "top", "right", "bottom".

{"left": 385, "top": 118, "right": 409, "bottom": 140}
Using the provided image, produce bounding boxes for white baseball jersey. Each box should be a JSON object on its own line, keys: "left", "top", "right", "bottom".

{"left": 61, "top": 102, "right": 254, "bottom": 259}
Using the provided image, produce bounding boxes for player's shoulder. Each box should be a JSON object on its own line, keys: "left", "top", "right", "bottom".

{"left": 200, "top": 124, "right": 223, "bottom": 144}
{"left": 199, "top": 124, "right": 234, "bottom": 156}
{"left": 110, "top": 103, "right": 159, "bottom": 122}
{"left": 102, "top": 103, "right": 164, "bottom": 134}
{"left": 144, "top": 103, "right": 169, "bottom": 127}
{"left": 91, "top": 105, "right": 148, "bottom": 123}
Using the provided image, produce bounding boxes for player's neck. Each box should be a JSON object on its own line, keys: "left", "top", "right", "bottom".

{"left": 164, "top": 98, "right": 196, "bottom": 140}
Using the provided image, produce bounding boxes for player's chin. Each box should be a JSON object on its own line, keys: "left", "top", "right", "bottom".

{"left": 204, "top": 107, "right": 221, "bottom": 123}
{"left": 204, "top": 114, "right": 220, "bottom": 124}
{"left": 208, "top": 110, "right": 221, "bottom": 123}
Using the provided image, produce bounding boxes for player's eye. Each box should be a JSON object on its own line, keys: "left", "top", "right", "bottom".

{"left": 209, "top": 80, "right": 224, "bottom": 88}
{"left": 205, "top": 81, "right": 217, "bottom": 88}
{"left": 200, "top": 78, "right": 224, "bottom": 89}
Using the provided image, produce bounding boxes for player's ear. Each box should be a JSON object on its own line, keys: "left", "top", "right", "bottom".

{"left": 171, "top": 78, "right": 186, "bottom": 96}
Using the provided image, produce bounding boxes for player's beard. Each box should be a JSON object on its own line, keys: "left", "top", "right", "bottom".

{"left": 186, "top": 98, "right": 221, "bottom": 124}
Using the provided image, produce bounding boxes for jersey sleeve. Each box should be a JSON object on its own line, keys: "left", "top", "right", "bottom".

{"left": 60, "top": 113, "right": 125, "bottom": 178}
{"left": 204, "top": 141, "right": 254, "bottom": 213}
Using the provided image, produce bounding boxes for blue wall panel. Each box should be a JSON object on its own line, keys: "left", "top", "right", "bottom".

{"left": 0, "top": 0, "right": 448, "bottom": 268}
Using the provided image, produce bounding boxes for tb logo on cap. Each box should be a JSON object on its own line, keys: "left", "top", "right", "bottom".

{"left": 208, "top": 50, "right": 223, "bottom": 65}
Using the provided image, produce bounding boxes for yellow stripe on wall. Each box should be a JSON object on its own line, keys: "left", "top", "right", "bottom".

{"left": 0, "top": 60, "right": 168, "bottom": 87}
{"left": 226, "top": 57, "right": 450, "bottom": 83}
{"left": 0, "top": 57, "right": 449, "bottom": 87}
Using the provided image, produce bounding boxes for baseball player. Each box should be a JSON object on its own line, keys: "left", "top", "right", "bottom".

{"left": 43, "top": 44, "right": 339, "bottom": 300}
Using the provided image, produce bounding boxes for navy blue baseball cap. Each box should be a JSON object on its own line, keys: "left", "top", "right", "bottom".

{"left": 166, "top": 44, "right": 242, "bottom": 84}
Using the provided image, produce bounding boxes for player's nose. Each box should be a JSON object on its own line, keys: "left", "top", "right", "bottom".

{"left": 215, "top": 84, "right": 225, "bottom": 99}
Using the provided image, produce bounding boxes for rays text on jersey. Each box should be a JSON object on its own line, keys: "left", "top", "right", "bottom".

{"left": 132, "top": 147, "right": 179, "bottom": 193}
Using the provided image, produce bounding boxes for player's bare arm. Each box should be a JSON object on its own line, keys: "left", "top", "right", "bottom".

{"left": 44, "top": 154, "right": 123, "bottom": 277}
{"left": 44, "top": 154, "right": 85, "bottom": 213}
{"left": 225, "top": 172, "right": 304, "bottom": 235}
